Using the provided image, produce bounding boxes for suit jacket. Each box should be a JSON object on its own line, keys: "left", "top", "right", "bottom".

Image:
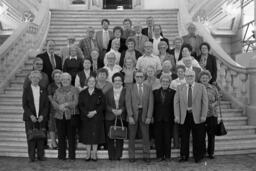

{"left": 105, "top": 88, "right": 127, "bottom": 121}
{"left": 174, "top": 82, "right": 208, "bottom": 124}
{"left": 22, "top": 85, "right": 49, "bottom": 122}
{"left": 197, "top": 54, "right": 217, "bottom": 83}
{"left": 182, "top": 34, "right": 203, "bottom": 56}
{"left": 37, "top": 52, "right": 62, "bottom": 83}
{"left": 130, "top": 35, "right": 149, "bottom": 54}
{"left": 107, "top": 38, "right": 127, "bottom": 53}
{"left": 169, "top": 48, "right": 182, "bottom": 64}
{"left": 153, "top": 88, "right": 176, "bottom": 122}
{"left": 60, "top": 45, "right": 84, "bottom": 65}
{"left": 79, "top": 37, "right": 98, "bottom": 59}
{"left": 142, "top": 27, "right": 163, "bottom": 38}
{"left": 95, "top": 30, "right": 113, "bottom": 51}
{"left": 126, "top": 83, "right": 153, "bottom": 123}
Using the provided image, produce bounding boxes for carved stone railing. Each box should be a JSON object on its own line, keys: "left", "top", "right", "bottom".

{"left": 0, "top": 9, "right": 50, "bottom": 91}
{"left": 178, "top": 0, "right": 256, "bottom": 125}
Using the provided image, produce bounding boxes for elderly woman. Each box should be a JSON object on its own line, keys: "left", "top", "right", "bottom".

{"left": 75, "top": 59, "right": 96, "bottom": 92}
{"left": 96, "top": 68, "right": 113, "bottom": 94}
{"left": 103, "top": 52, "right": 122, "bottom": 83}
{"left": 107, "top": 26, "right": 127, "bottom": 52}
{"left": 63, "top": 45, "right": 84, "bottom": 85}
{"left": 105, "top": 73, "right": 127, "bottom": 160}
{"left": 120, "top": 37, "right": 142, "bottom": 67}
{"left": 199, "top": 70, "right": 219, "bottom": 159}
{"left": 79, "top": 76, "right": 105, "bottom": 161}
{"left": 104, "top": 38, "right": 121, "bottom": 65}
{"left": 170, "top": 65, "right": 186, "bottom": 149}
{"left": 176, "top": 44, "right": 202, "bottom": 70}
{"left": 52, "top": 72, "right": 79, "bottom": 160}
{"left": 158, "top": 41, "right": 175, "bottom": 67}
{"left": 47, "top": 69, "right": 62, "bottom": 149}
{"left": 144, "top": 65, "right": 161, "bottom": 91}
{"left": 153, "top": 74, "right": 176, "bottom": 161}
{"left": 22, "top": 70, "right": 49, "bottom": 162}
{"left": 122, "top": 18, "right": 136, "bottom": 39}
{"left": 157, "top": 60, "right": 177, "bottom": 80}
{"left": 121, "top": 57, "right": 136, "bottom": 87}
{"left": 91, "top": 48, "right": 103, "bottom": 72}
{"left": 23, "top": 58, "right": 49, "bottom": 90}
{"left": 169, "top": 37, "right": 183, "bottom": 63}
{"left": 198, "top": 42, "right": 217, "bottom": 84}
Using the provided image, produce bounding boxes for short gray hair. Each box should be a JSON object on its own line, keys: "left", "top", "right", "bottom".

{"left": 29, "top": 70, "right": 42, "bottom": 81}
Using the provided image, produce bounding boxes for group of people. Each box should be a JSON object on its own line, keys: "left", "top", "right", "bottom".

{"left": 22, "top": 16, "right": 219, "bottom": 164}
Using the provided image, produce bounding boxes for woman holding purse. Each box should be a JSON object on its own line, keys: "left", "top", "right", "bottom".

{"left": 22, "top": 70, "right": 49, "bottom": 162}
{"left": 105, "top": 73, "right": 127, "bottom": 161}
{"left": 79, "top": 76, "right": 105, "bottom": 161}
{"left": 199, "top": 70, "right": 219, "bottom": 159}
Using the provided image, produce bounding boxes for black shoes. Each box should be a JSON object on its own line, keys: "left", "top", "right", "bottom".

{"left": 208, "top": 155, "right": 215, "bottom": 159}
{"left": 129, "top": 158, "right": 135, "bottom": 163}
{"left": 143, "top": 158, "right": 150, "bottom": 163}
{"left": 179, "top": 156, "right": 188, "bottom": 162}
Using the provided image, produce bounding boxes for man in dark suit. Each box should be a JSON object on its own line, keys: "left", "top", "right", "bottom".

{"left": 149, "top": 24, "right": 169, "bottom": 55}
{"left": 142, "top": 16, "right": 163, "bottom": 39}
{"left": 22, "top": 71, "right": 49, "bottom": 162}
{"left": 153, "top": 75, "right": 176, "bottom": 161}
{"left": 126, "top": 70, "right": 153, "bottom": 163}
{"left": 37, "top": 40, "right": 62, "bottom": 83}
{"left": 174, "top": 69, "right": 208, "bottom": 163}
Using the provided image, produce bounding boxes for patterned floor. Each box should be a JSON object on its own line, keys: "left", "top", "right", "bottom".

{"left": 1, "top": 154, "right": 256, "bottom": 171}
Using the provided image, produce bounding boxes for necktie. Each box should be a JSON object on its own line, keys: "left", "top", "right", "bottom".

{"left": 137, "top": 36, "right": 140, "bottom": 49}
{"left": 90, "top": 39, "right": 95, "bottom": 49}
{"left": 50, "top": 54, "right": 55, "bottom": 69}
{"left": 148, "top": 27, "right": 152, "bottom": 39}
{"left": 138, "top": 84, "right": 143, "bottom": 107}
{"left": 188, "top": 85, "right": 192, "bottom": 108}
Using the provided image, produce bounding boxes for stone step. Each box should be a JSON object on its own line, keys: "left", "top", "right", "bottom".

{"left": 1, "top": 142, "right": 256, "bottom": 159}
{"left": 0, "top": 93, "right": 22, "bottom": 98}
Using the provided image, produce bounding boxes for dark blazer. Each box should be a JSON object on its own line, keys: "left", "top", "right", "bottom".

{"left": 142, "top": 27, "right": 163, "bottom": 38}
{"left": 197, "top": 54, "right": 217, "bottom": 83}
{"left": 105, "top": 88, "right": 127, "bottom": 121}
{"left": 22, "top": 85, "right": 49, "bottom": 122}
{"left": 119, "top": 50, "right": 142, "bottom": 67}
{"left": 169, "top": 48, "right": 182, "bottom": 63}
{"left": 79, "top": 37, "right": 98, "bottom": 59}
{"left": 37, "top": 52, "right": 62, "bottom": 83}
{"left": 107, "top": 38, "right": 127, "bottom": 53}
{"left": 77, "top": 70, "right": 97, "bottom": 88}
{"left": 153, "top": 87, "right": 176, "bottom": 122}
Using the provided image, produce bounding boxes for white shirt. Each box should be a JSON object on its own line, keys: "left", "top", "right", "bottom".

{"left": 113, "top": 86, "right": 123, "bottom": 109}
{"left": 104, "top": 49, "right": 121, "bottom": 65}
{"left": 170, "top": 78, "right": 186, "bottom": 90}
{"left": 176, "top": 57, "right": 202, "bottom": 70}
{"left": 69, "top": 56, "right": 78, "bottom": 60}
{"left": 152, "top": 36, "right": 162, "bottom": 55}
{"left": 104, "top": 64, "right": 122, "bottom": 83}
{"left": 174, "top": 49, "right": 181, "bottom": 62}
{"left": 136, "top": 83, "right": 144, "bottom": 94}
{"left": 186, "top": 82, "right": 195, "bottom": 110}
{"left": 136, "top": 54, "right": 162, "bottom": 73}
{"left": 31, "top": 85, "right": 40, "bottom": 118}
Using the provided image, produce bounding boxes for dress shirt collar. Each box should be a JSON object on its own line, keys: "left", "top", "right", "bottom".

{"left": 70, "top": 56, "right": 77, "bottom": 60}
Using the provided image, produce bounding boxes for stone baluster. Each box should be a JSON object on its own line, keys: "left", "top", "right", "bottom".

{"left": 225, "top": 69, "right": 233, "bottom": 94}
{"left": 239, "top": 73, "right": 248, "bottom": 105}
{"left": 230, "top": 70, "right": 239, "bottom": 98}
{"left": 218, "top": 62, "right": 227, "bottom": 89}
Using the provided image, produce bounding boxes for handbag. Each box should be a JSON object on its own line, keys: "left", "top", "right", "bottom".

{"left": 108, "top": 116, "right": 127, "bottom": 140}
{"left": 27, "top": 123, "right": 46, "bottom": 141}
{"left": 215, "top": 94, "right": 227, "bottom": 136}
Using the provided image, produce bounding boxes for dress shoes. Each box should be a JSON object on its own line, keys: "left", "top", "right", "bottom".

{"left": 38, "top": 157, "right": 46, "bottom": 161}
{"left": 143, "top": 158, "right": 150, "bottom": 163}
{"left": 208, "top": 155, "right": 215, "bottom": 159}
{"left": 179, "top": 156, "right": 188, "bottom": 162}
{"left": 29, "top": 158, "right": 35, "bottom": 163}
{"left": 129, "top": 158, "right": 135, "bottom": 163}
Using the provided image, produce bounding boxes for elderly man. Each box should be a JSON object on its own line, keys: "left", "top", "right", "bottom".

{"left": 136, "top": 41, "right": 162, "bottom": 75}
{"left": 150, "top": 24, "right": 169, "bottom": 56}
{"left": 60, "top": 35, "right": 84, "bottom": 66}
{"left": 37, "top": 40, "right": 62, "bottom": 83}
{"left": 130, "top": 23, "right": 149, "bottom": 54}
{"left": 174, "top": 69, "right": 208, "bottom": 163}
{"left": 182, "top": 23, "right": 203, "bottom": 57}
{"left": 142, "top": 16, "right": 163, "bottom": 39}
{"left": 126, "top": 70, "right": 153, "bottom": 163}
{"left": 95, "top": 19, "right": 113, "bottom": 61}
{"left": 178, "top": 56, "right": 201, "bottom": 82}
{"left": 79, "top": 27, "right": 98, "bottom": 59}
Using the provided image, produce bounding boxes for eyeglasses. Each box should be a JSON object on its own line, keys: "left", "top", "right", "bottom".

{"left": 135, "top": 75, "right": 144, "bottom": 78}
{"left": 35, "top": 63, "right": 43, "bottom": 65}
{"left": 114, "top": 79, "right": 122, "bottom": 82}
{"left": 185, "top": 75, "right": 194, "bottom": 77}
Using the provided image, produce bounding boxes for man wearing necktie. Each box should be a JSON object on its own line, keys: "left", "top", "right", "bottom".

{"left": 126, "top": 70, "right": 153, "bottom": 163}
{"left": 37, "top": 40, "right": 62, "bottom": 83}
{"left": 131, "top": 23, "right": 149, "bottom": 54}
{"left": 174, "top": 69, "right": 208, "bottom": 163}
